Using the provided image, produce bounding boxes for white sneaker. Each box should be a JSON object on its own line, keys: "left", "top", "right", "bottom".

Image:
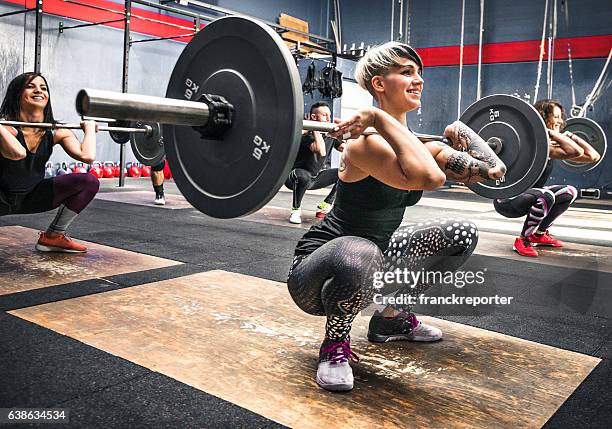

{"left": 289, "top": 208, "right": 302, "bottom": 224}
{"left": 154, "top": 194, "right": 166, "bottom": 206}
{"left": 409, "top": 321, "right": 443, "bottom": 342}
{"left": 316, "top": 339, "right": 359, "bottom": 392}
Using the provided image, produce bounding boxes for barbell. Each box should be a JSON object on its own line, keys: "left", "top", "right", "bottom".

{"left": 0, "top": 117, "right": 148, "bottom": 146}
{"left": 0, "top": 119, "right": 152, "bottom": 138}
{"left": 71, "top": 15, "right": 603, "bottom": 218}
{"left": 75, "top": 87, "right": 512, "bottom": 167}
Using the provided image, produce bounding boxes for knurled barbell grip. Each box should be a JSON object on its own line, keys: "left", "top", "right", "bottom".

{"left": 302, "top": 120, "right": 499, "bottom": 149}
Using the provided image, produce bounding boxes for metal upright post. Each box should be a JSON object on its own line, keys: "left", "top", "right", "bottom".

{"left": 547, "top": 0, "right": 557, "bottom": 99}
{"left": 404, "top": 0, "right": 411, "bottom": 44}
{"left": 34, "top": 0, "right": 43, "bottom": 72}
{"left": 457, "top": 0, "right": 465, "bottom": 119}
{"left": 476, "top": 0, "right": 484, "bottom": 100}
{"left": 119, "top": 0, "right": 131, "bottom": 187}
{"left": 397, "top": 0, "right": 403, "bottom": 41}
{"left": 390, "top": 0, "right": 394, "bottom": 40}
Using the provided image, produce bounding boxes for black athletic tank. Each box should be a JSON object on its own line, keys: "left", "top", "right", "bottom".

{"left": 0, "top": 128, "right": 54, "bottom": 193}
{"left": 294, "top": 176, "right": 422, "bottom": 255}
{"left": 531, "top": 158, "right": 554, "bottom": 189}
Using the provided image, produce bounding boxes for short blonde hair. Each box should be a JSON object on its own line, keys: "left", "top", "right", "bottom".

{"left": 354, "top": 42, "right": 423, "bottom": 97}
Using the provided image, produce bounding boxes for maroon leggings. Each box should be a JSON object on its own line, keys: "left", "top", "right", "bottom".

{"left": 0, "top": 173, "right": 99, "bottom": 216}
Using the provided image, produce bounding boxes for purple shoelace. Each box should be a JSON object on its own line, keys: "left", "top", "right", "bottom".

{"left": 406, "top": 312, "right": 420, "bottom": 330}
{"left": 321, "top": 340, "right": 360, "bottom": 364}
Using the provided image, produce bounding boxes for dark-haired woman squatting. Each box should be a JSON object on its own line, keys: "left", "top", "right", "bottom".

{"left": 494, "top": 99, "right": 600, "bottom": 257}
{"left": 0, "top": 73, "right": 99, "bottom": 253}
{"left": 287, "top": 42, "right": 506, "bottom": 391}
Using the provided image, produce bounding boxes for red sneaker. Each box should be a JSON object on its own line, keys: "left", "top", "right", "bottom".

{"left": 35, "top": 232, "right": 87, "bottom": 253}
{"left": 315, "top": 202, "right": 332, "bottom": 219}
{"left": 513, "top": 237, "right": 538, "bottom": 257}
{"left": 528, "top": 230, "right": 564, "bottom": 247}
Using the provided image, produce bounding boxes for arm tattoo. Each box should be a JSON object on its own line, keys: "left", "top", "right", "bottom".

{"left": 468, "top": 149, "right": 498, "bottom": 168}
{"left": 457, "top": 128, "right": 470, "bottom": 148}
{"left": 445, "top": 152, "right": 469, "bottom": 175}
{"left": 469, "top": 159, "right": 492, "bottom": 180}
{"left": 455, "top": 122, "right": 507, "bottom": 175}
{"left": 458, "top": 124, "right": 496, "bottom": 159}
{"left": 445, "top": 152, "right": 491, "bottom": 181}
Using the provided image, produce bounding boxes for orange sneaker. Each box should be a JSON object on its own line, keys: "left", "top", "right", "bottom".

{"left": 35, "top": 232, "right": 87, "bottom": 253}
{"left": 528, "top": 230, "right": 564, "bottom": 247}
{"left": 513, "top": 236, "right": 538, "bottom": 257}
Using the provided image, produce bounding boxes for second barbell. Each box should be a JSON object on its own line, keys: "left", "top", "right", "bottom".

{"left": 0, "top": 119, "right": 152, "bottom": 137}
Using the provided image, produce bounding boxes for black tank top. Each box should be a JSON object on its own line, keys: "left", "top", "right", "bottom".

{"left": 532, "top": 158, "right": 554, "bottom": 189}
{"left": 294, "top": 176, "right": 423, "bottom": 255}
{"left": 0, "top": 128, "right": 55, "bottom": 194}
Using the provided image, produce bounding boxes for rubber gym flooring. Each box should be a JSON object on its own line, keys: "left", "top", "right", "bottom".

{"left": 1, "top": 178, "right": 611, "bottom": 428}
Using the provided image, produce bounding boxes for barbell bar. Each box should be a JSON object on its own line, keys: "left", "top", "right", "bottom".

{"left": 72, "top": 15, "right": 555, "bottom": 217}
{"left": 0, "top": 119, "right": 152, "bottom": 135}
{"left": 78, "top": 88, "right": 504, "bottom": 145}
{"left": 76, "top": 88, "right": 471, "bottom": 163}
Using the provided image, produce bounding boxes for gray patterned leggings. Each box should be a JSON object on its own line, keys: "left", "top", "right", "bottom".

{"left": 287, "top": 218, "right": 478, "bottom": 341}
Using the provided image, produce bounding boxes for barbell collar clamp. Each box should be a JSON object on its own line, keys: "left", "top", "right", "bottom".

{"left": 143, "top": 124, "right": 154, "bottom": 137}
{"left": 192, "top": 94, "right": 234, "bottom": 140}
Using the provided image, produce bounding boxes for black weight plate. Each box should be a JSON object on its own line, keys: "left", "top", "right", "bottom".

{"left": 561, "top": 117, "right": 607, "bottom": 172}
{"left": 460, "top": 94, "right": 549, "bottom": 199}
{"left": 130, "top": 121, "right": 166, "bottom": 166}
{"left": 165, "top": 16, "right": 303, "bottom": 219}
{"left": 109, "top": 120, "right": 131, "bottom": 144}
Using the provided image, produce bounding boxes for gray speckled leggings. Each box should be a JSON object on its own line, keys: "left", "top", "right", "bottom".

{"left": 287, "top": 217, "right": 478, "bottom": 341}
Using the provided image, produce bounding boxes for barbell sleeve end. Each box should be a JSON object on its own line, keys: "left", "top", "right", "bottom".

{"left": 75, "top": 89, "right": 89, "bottom": 116}
{"left": 76, "top": 88, "right": 211, "bottom": 127}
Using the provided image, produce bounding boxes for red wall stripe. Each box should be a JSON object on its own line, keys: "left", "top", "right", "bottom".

{"left": 417, "top": 35, "right": 612, "bottom": 66}
{"left": 3, "top": 0, "right": 611, "bottom": 64}
{"left": 5, "top": 0, "right": 203, "bottom": 43}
